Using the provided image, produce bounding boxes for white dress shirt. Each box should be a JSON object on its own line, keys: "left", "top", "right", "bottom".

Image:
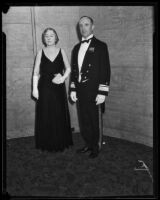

{"left": 78, "top": 34, "right": 93, "bottom": 82}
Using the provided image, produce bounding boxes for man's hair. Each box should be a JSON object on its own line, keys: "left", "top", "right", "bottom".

{"left": 79, "top": 16, "right": 94, "bottom": 24}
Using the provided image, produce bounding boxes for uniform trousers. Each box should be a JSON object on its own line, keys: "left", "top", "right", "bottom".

{"left": 78, "top": 98, "right": 100, "bottom": 153}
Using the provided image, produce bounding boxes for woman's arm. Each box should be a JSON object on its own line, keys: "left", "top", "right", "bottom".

{"left": 33, "top": 50, "right": 42, "bottom": 78}
{"left": 61, "top": 48, "right": 71, "bottom": 80}
{"left": 32, "top": 50, "right": 42, "bottom": 99}
{"left": 52, "top": 48, "right": 71, "bottom": 84}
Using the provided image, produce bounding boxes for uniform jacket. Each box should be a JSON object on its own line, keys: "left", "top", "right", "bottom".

{"left": 70, "top": 36, "right": 111, "bottom": 102}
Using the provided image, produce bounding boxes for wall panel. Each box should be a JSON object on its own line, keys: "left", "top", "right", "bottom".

{"left": 3, "top": 7, "right": 35, "bottom": 139}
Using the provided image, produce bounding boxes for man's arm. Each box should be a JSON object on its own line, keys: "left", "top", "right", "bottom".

{"left": 70, "top": 47, "right": 77, "bottom": 93}
{"left": 98, "top": 43, "right": 111, "bottom": 96}
{"left": 70, "top": 47, "right": 78, "bottom": 102}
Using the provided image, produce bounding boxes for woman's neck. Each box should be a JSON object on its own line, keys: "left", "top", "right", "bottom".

{"left": 46, "top": 45, "right": 56, "bottom": 50}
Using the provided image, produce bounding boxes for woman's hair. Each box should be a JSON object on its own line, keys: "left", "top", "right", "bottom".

{"left": 42, "top": 27, "right": 59, "bottom": 46}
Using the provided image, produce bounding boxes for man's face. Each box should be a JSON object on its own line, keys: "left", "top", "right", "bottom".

{"left": 79, "top": 17, "right": 94, "bottom": 38}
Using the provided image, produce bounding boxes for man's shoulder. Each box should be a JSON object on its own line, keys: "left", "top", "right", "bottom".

{"left": 94, "top": 37, "right": 108, "bottom": 47}
{"left": 74, "top": 42, "right": 81, "bottom": 48}
{"left": 71, "top": 42, "right": 80, "bottom": 51}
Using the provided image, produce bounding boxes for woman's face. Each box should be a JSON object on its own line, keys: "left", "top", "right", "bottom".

{"left": 44, "top": 30, "right": 56, "bottom": 46}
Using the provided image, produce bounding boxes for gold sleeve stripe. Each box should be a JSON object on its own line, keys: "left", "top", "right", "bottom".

{"left": 98, "top": 85, "right": 109, "bottom": 92}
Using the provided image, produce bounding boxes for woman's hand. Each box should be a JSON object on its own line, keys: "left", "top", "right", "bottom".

{"left": 52, "top": 73, "right": 65, "bottom": 84}
{"left": 32, "top": 88, "right": 39, "bottom": 99}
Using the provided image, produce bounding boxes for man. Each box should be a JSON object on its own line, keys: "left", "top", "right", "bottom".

{"left": 70, "top": 16, "right": 111, "bottom": 158}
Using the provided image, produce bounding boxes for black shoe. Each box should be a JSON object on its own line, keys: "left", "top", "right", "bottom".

{"left": 89, "top": 151, "right": 99, "bottom": 159}
{"left": 76, "top": 146, "right": 91, "bottom": 154}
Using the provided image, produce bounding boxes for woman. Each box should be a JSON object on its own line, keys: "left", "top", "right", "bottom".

{"left": 32, "top": 27, "right": 73, "bottom": 152}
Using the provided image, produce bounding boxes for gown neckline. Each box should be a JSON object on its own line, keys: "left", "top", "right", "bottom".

{"left": 43, "top": 48, "right": 61, "bottom": 63}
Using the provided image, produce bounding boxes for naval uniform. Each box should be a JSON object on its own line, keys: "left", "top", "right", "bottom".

{"left": 70, "top": 35, "right": 111, "bottom": 153}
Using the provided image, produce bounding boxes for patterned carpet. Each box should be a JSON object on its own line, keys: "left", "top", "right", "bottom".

{"left": 5, "top": 133, "right": 153, "bottom": 197}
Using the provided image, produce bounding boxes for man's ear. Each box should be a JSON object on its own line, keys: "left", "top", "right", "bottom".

{"left": 92, "top": 25, "right": 95, "bottom": 31}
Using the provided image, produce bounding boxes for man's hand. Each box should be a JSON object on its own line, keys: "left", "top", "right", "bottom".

{"left": 95, "top": 94, "right": 105, "bottom": 105}
{"left": 70, "top": 91, "right": 77, "bottom": 102}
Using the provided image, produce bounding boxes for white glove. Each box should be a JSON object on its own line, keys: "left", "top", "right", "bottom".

{"left": 32, "top": 75, "right": 39, "bottom": 99}
{"left": 95, "top": 94, "right": 105, "bottom": 105}
{"left": 32, "top": 88, "right": 39, "bottom": 99}
{"left": 52, "top": 73, "right": 65, "bottom": 84}
{"left": 70, "top": 91, "right": 77, "bottom": 102}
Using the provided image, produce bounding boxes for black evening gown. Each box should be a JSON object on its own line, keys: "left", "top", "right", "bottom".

{"left": 35, "top": 49, "right": 73, "bottom": 151}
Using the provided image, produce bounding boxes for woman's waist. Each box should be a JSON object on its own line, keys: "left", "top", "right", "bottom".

{"left": 38, "top": 77, "right": 65, "bottom": 87}
{"left": 40, "top": 73, "right": 61, "bottom": 77}
{"left": 39, "top": 73, "right": 61, "bottom": 80}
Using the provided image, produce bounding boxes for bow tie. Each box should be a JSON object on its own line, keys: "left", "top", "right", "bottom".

{"left": 81, "top": 38, "right": 92, "bottom": 44}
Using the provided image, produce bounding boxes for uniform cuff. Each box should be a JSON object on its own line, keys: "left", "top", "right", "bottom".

{"left": 98, "top": 91, "right": 108, "bottom": 96}
{"left": 70, "top": 82, "right": 76, "bottom": 92}
{"left": 98, "top": 84, "right": 109, "bottom": 96}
